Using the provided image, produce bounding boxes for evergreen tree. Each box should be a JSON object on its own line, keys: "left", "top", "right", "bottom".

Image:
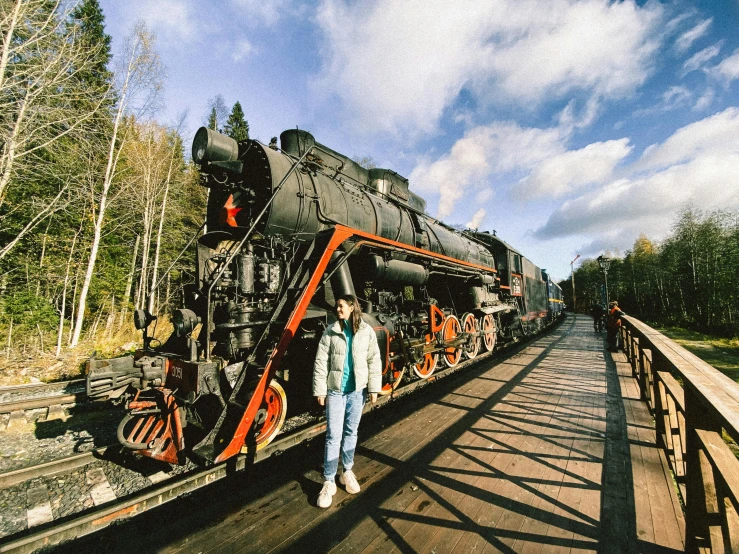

{"left": 69, "top": 0, "right": 113, "bottom": 92}
{"left": 224, "top": 101, "right": 249, "bottom": 141}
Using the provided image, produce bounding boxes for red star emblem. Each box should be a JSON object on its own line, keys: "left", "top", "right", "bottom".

{"left": 223, "top": 194, "right": 242, "bottom": 227}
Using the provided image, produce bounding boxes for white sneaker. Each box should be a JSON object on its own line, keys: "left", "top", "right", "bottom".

{"left": 339, "top": 469, "right": 360, "bottom": 494}
{"left": 317, "top": 480, "right": 336, "bottom": 508}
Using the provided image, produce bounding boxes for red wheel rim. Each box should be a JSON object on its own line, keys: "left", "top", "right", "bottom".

{"left": 483, "top": 314, "right": 496, "bottom": 352}
{"left": 249, "top": 380, "right": 287, "bottom": 451}
{"left": 443, "top": 315, "right": 462, "bottom": 367}
{"left": 462, "top": 313, "right": 479, "bottom": 359}
{"left": 413, "top": 333, "right": 438, "bottom": 379}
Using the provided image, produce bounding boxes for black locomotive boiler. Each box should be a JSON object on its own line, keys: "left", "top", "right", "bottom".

{"left": 87, "top": 127, "right": 564, "bottom": 465}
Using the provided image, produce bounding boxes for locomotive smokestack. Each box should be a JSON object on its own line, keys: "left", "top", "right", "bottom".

{"left": 192, "top": 127, "right": 239, "bottom": 165}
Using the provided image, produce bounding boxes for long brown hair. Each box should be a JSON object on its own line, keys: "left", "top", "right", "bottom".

{"left": 337, "top": 294, "right": 362, "bottom": 334}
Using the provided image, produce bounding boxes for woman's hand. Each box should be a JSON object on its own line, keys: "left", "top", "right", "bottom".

{"left": 317, "top": 396, "right": 326, "bottom": 406}
{"left": 369, "top": 393, "right": 377, "bottom": 404}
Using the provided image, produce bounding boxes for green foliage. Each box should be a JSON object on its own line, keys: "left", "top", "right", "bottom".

{"left": 224, "top": 101, "right": 249, "bottom": 141}
{"left": 562, "top": 207, "right": 739, "bottom": 337}
{"left": 1, "top": 291, "right": 57, "bottom": 331}
{"left": 69, "top": 0, "right": 113, "bottom": 91}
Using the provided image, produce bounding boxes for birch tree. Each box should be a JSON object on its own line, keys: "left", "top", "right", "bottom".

{"left": 70, "top": 22, "right": 162, "bottom": 347}
{"left": 0, "top": 0, "right": 111, "bottom": 208}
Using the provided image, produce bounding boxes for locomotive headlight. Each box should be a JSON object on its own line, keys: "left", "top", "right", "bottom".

{"left": 173, "top": 309, "right": 200, "bottom": 337}
{"left": 192, "top": 127, "right": 239, "bottom": 164}
{"left": 133, "top": 309, "right": 156, "bottom": 330}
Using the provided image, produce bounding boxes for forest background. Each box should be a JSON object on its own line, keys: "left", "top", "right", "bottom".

{"left": 0, "top": 0, "right": 249, "bottom": 383}
{"left": 1, "top": 0, "right": 737, "bottom": 385}
{"left": 561, "top": 208, "right": 739, "bottom": 340}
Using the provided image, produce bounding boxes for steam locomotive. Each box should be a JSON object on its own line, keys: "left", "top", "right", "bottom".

{"left": 87, "top": 127, "right": 564, "bottom": 466}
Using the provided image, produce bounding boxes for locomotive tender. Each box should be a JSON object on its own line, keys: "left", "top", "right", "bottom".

{"left": 87, "top": 127, "right": 564, "bottom": 466}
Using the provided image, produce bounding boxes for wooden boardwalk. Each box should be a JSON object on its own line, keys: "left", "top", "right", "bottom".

{"left": 66, "top": 315, "right": 685, "bottom": 553}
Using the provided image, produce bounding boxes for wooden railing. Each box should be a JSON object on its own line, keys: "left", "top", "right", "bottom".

{"left": 619, "top": 316, "right": 739, "bottom": 552}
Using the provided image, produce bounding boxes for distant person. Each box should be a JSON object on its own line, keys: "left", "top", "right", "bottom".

{"left": 607, "top": 301, "right": 625, "bottom": 352}
{"left": 313, "top": 295, "right": 382, "bottom": 508}
{"left": 591, "top": 303, "right": 605, "bottom": 332}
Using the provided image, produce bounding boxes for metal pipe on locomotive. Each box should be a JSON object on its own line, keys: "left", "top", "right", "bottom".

{"left": 87, "top": 127, "right": 564, "bottom": 466}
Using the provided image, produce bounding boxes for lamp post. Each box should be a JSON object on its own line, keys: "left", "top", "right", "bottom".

{"left": 570, "top": 254, "right": 580, "bottom": 312}
{"left": 597, "top": 255, "right": 611, "bottom": 305}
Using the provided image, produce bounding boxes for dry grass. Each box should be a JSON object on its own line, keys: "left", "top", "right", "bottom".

{"left": 0, "top": 317, "right": 175, "bottom": 386}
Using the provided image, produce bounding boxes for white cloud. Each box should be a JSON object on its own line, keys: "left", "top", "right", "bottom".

{"left": 534, "top": 155, "right": 739, "bottom": 239}
{"left": 121, "top": 0, "right": 199, "bottom": 43}
{"left": 474, "top": 188, "right": 494, "bottom": 204}
{"left": 516, "top": 139, "right": 633, "bottom": 199}
{"left": 481, "top": 0, "right": 663, "bottom": 102}
{"left": 661, "top": 86, "right": 692, "bottom": 109}
{"left": 466, "top": 209, "right": 486, "bottom": 230}
{"left": 313, "top": 0, "right": 664, "bottom": 133}
{"left": 634, "top": 107, "right": 739, "bottom": 171}
{"left": 557, "top": 97, "right": 601, "bottom": 131}
{"left": 682, "top": 43, "right": 722, "bottom": 74}
{"left": 409, "top": 122, "right": 564, "bottom": 218}
{"left": 232, "top": 39, "right": 255, "bottom": 62}
{"left": 710, "top": 49, "right": 739, "bottom": 84}
{"left": 534, "top": 109, "right": 739, "bottom": 240}
{"left": 230, "top": 0, "right": 292, "bottom": 26}
{"left": 693, "top": 88, "right": 714, "bottom": 111}
{"left": 675, "top": 18, "right": 712, "bottom": 52}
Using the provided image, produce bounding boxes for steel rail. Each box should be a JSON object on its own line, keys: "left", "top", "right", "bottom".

{"left": 0, "top": 379, "right": 84, "bottom": 396}
{"left": 0, "top": 394, "right": 82, "bottom": 414}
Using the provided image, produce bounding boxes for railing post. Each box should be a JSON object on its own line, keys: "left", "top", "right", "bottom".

{"left": 639, "top": 347, "right": 651, "bottom": 405}
{"left": 684, "top": 381, "right": 723, "bottom": 551}
{"left": 652, "top": 366, "right": 665, "bottom": 448}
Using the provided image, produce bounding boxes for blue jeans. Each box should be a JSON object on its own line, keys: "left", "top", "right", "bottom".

{"left": 323, "top": 388, "right": 366, "bottom": 482}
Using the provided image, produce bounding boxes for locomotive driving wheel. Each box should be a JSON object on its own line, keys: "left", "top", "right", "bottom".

{"left": 245, "top": 379, "right": 287, "bottom": 452}
{"left": 461, "top": 313, "right": 479, "bottom": 359}
{"left": 413, "top": 333, "right": 438, "bottom": 379}
{"left": 442, "top": 315, "right": 462, "bottom": 367}
{"left": 482, "top": 314, "right": 496, "bottom": 352}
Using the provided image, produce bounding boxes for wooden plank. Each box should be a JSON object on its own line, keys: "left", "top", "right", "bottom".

{"left": 346, "top": 345, "right": 558, "bottom": 553}
{"left": 414, "top": 383, "right": 554, "bottom": 553}
{"left": 620, "top": 359, "right": 657, "bottom": 550}
{"left": 446, "top": 325, "right": 596, "bottom": 553}
{"left": 696, "top": 428, "right": 739, "bottom": 505}
{"left": 658, "top": 371, "right": 686, "bottom": 413}
{"left": 724, "top": 496, "right": 739, "bottom": 553}
{"left": 369, "top": 356, "right": 537, "bottom": 553}
{"left": 631, "top": 368, "right": 686, "bottom": 551}
{"left": 532, "top": 327, "right": 605, "bottom": 554}
{"left": 487, "top": 367, "right": 585, "bottom": 552}
{"left": 444, "top": 349, "right": 565, "bottom": 553}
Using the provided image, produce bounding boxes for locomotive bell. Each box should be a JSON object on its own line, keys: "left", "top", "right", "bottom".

{"left": 192, "top": 127, "right": 239, "bottom": 164}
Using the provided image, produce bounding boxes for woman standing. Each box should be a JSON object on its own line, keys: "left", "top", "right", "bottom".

{"left": 313, "top": 295, "right": 382, "bottom": 508}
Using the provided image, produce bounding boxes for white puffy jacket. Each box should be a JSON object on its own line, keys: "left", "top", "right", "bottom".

{"left": 312, "top": 319, "right": 382, "bottom": 396}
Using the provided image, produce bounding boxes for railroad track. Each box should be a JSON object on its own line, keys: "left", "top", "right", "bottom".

{"left": 0, "top": 318, "right": 566, "bottom": 554}
{"left": 0, "top": 379, "right": 87, "bottom": 416}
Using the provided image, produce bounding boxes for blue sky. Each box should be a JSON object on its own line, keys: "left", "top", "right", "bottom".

{"left": 99, "top": 0, "right": 739, "bottom": 281}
